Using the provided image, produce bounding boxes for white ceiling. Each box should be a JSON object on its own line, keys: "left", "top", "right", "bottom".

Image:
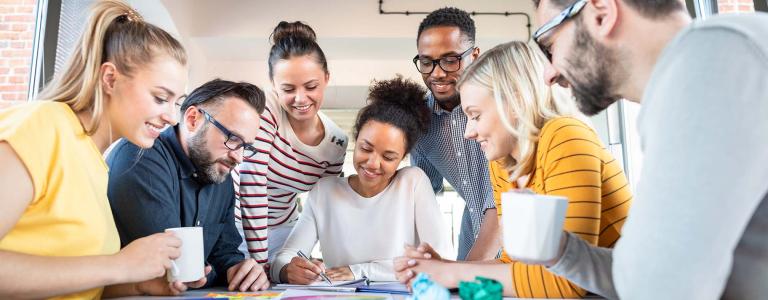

{"left": 131, "top": 0, "right": 538, "bottom": 108}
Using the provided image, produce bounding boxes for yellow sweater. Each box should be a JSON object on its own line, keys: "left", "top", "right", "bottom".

{"left": 0, "top": 102, "right": 120, "bottom": 299}
{"left": 492, "top": 117, "right": 632, "bottom": 298}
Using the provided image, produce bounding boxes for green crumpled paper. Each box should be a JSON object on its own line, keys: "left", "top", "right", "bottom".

{"left": 409, "top": 272, "right": 450, "bottom": 300}
{"left": 458, "top": 276, "right": 503, "bottom": 300}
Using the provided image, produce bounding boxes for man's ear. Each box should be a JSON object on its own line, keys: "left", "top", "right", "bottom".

{"left": 470, "top": 46, "right": 480, "bottom": 61}
{"left": 183, "top": 105, "right": 202, "bottom": 132}
{"left": 587, "top": 0, "right": 620, "bottom": 39}
{"left": 100, "top": 62, "right": 118, "bottom": 95}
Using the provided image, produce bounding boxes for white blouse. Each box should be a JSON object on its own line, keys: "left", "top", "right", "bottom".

{"left": 271, "top": 167, "right": 454, "bottom": 282}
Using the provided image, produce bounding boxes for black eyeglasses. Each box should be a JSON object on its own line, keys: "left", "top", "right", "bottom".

{"left": 198, "top": 108, "right": 257, "bottom": 158}
{"left": 412, "top": 46, "right": 476, "bottom": 74}
{"left": 532, "top": 0, "right": 588, "bottom": 61}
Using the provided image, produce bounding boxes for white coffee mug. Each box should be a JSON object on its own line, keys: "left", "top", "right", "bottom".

{"left": 165, "top": 227, "right": 204, "bottom": 282}
{"left": 501, "top": 191, "right": 568, "bottom": 263}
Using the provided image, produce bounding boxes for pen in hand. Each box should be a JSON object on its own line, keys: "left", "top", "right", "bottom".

{"left": 297, "top": 250, "right": 333, "bottom": 285}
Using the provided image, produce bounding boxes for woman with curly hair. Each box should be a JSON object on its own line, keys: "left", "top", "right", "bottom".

{"left": 270, "top": 76, "right": 454, "bottom": 284}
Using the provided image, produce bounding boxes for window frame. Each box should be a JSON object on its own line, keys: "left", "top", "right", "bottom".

{"left": 28, "top": 0, "right": 62, "bottom": 101}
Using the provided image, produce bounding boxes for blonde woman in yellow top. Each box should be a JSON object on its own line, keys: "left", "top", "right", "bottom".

{"left": 0, "top": 1, "right": 205, "bottom": 298}
{"left": 394, "top": 41, "right": 633, "bottom": 298}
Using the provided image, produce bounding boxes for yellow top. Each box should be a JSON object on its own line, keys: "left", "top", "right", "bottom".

{"left": 0, "top": 101, "right": 120, "bottom": 300}
{"left": 492, "top": 117, "right": 633, "bottom": 298}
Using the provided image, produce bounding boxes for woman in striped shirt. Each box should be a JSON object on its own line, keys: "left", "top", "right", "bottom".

{"left": 234, "top": 21, "right": 348, "bottom": 265}
{"left": 394, "top": 41, "right": 633, "bottom": 298}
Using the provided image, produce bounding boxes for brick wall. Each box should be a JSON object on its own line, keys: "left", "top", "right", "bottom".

{"left": 0, "top": 0, "right": 36, "bottom": 110}
{"left": 719, "top": 0, "right": 756, "bottom": 13}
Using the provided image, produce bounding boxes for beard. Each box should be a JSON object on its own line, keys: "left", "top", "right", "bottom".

{"left": 426, "top": 78, "right": 461, "bottom": 110}
{"left": 187, "top": 126, "right": 237, "bottom": 185}
{"left": 433, "top": 90, "right": 461, "bottom": 110}
{"left": 565, "top": 20, "right": 624, "bottom": 116}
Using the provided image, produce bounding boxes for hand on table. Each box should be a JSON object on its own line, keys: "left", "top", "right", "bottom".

{"left": 136, "top": 265, "right": 211, "bottom": 295}
{"left": 326, "top": 266, "right": 354, "bottom": 281}
{"left": 281, "top": 256, "right": 326, "bottom": 285}
{"left": 394, "top": 257, "right": 454, "bottom": 288}
{"left": 404, "top": 242, "right": 443, "bottom": 261}
{"left": 394, "top": 243, "right": 454, "bottom": 287}
{"left": 227, "top": 258, "right": 270, "bottom": 291}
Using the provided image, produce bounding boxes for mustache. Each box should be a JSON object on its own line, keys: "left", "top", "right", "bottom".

{"left": 428, "top": 79, "right": 456, "bottom": 85}
{"left": 215, "top": 158, "right": 237, "bottom": 170}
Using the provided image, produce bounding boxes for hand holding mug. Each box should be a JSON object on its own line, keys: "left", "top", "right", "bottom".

{"left": 114, "top": 232, "right": 181, "bottom": 283}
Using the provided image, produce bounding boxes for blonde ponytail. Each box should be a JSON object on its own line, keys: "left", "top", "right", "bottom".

{"left": 37, "top": 0, "right": 187, "bottom": 135}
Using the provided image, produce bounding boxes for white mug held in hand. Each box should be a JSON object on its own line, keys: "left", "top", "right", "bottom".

{"left": 165, "top": 227, "right": 204, "bottom": 282}
{"left": 501, "top": 191, "right": 568, "bottom": 263}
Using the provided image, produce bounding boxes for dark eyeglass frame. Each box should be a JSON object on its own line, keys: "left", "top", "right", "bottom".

{"left": 532, "top": 0, "right": 588, "bottom": 61}
{"left": 412, "top": 46, "right": 476, "bottom": 74}
{"left": 197, "top": 108, "right": 257, "bottom": 158}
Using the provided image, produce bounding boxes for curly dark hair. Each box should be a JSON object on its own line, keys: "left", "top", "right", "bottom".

{"left": 533, "top": 0, "right": 683, "bottom": 19}
{"left": 353, "top": 76, "right": 430, "bottom": 154}
{"left": 417, "top": 7, "right": 476, "bottom": 45}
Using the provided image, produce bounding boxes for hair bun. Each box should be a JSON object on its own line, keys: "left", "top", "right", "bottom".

{"left": 366, "top": 75, "right": 430, "bottom": 134}
{"left": 352, "top": 75, "right": 431, "bottom": 153}
{"left": 271, "top": 21, "right": 317, "bottom": 45}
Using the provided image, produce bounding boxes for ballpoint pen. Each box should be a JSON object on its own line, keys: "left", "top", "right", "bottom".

{"left": 297, "top": 250, "right": 333, "bottom": 285}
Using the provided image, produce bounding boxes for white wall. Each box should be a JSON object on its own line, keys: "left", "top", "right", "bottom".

{"left": 159, "top": 0, "right": 536, "bottom": 99}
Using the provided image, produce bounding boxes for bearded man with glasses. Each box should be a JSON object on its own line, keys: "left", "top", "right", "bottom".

{"left": 106, "top": 79, "right": 271, "bottom": 292}
{"left": 517, "top": 0, "right": 768, "bottom": 299}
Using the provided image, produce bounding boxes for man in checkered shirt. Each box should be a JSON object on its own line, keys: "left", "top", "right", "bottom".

{"left": 409, "top": 7, "right": 500, "bottom": 260}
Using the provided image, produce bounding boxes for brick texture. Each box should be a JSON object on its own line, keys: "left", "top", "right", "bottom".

{"left": 0, "top": 0, "right": 36, "bottom": 108}
{"left": 718, "top": 0, "right": 756, "bottom": 13}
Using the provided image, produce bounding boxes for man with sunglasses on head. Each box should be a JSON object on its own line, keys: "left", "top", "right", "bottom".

{"left": 407, "top": 7, "right": 502, "bottom": 262}
{"left": 107, "top": 79, "right": 271, "bottom": 293}
{"left": 517, "top": 0, "right": 768, "bottom": 299}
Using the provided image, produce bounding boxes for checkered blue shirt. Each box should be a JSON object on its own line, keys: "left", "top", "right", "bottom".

{"left": 410, "top": 93, "right": 495, "bottom": 260}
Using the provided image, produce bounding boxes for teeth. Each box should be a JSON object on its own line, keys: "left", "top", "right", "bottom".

{"left": 146, "top": 123, "right": 162, "bottom": 134}
{"left": 293, "top": 105, "right": 311, "bottom": 110}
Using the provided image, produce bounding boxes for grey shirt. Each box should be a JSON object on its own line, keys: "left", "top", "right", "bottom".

{"left": 547, "top": 13, "right": 768, "bottom": 299}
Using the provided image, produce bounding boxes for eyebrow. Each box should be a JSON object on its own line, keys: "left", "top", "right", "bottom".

{"left": 383, "top": 150, "right": 401, "bottom": 156}
{"left": 360, "top": 139, "right": 402, "bottom": 156}
{"left": 155, "top": 86, "right": 177, "bottom": 97}
{"left": 220, "top": 120, "right": 249, "bottom": 142}
{"left": 203, "top": 109, "right": 250, "bottom": 143}
{"left": 280, "top": 79, "right": 320, "bottom": 87}
{"left": 224, "top": 125, "right": 252, "bottom": 144}
{"left": 418, "top": 50, "right": 463, "bottom": 59}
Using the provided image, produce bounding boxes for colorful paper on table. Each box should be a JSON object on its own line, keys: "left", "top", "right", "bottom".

{"left": 458, "top": 276, "right": 503, "bottom": 300}
{"left": 409, "top": 273, "right": 450, "bottom": 300}
{"left": 205, "top": 291, "right": 282, "bottom": 299}
{"left": 280, "top": 289, "right": 394, "bottom": 300}
{"left": 281, "top": 296, "right": 390, "bottom": 300}
{"left": 274, "top": 278, "right": 369, "bottom": 292}
{"left": 356, "top": 282, "right": 410, "bottom": 295}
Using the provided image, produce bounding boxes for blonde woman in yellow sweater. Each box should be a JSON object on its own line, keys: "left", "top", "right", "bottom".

{"left": 0, "top": 1, "right": 203, "bottom": 298}
{"left": 394, "top": 41, "right": 633, "bottom": 298}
